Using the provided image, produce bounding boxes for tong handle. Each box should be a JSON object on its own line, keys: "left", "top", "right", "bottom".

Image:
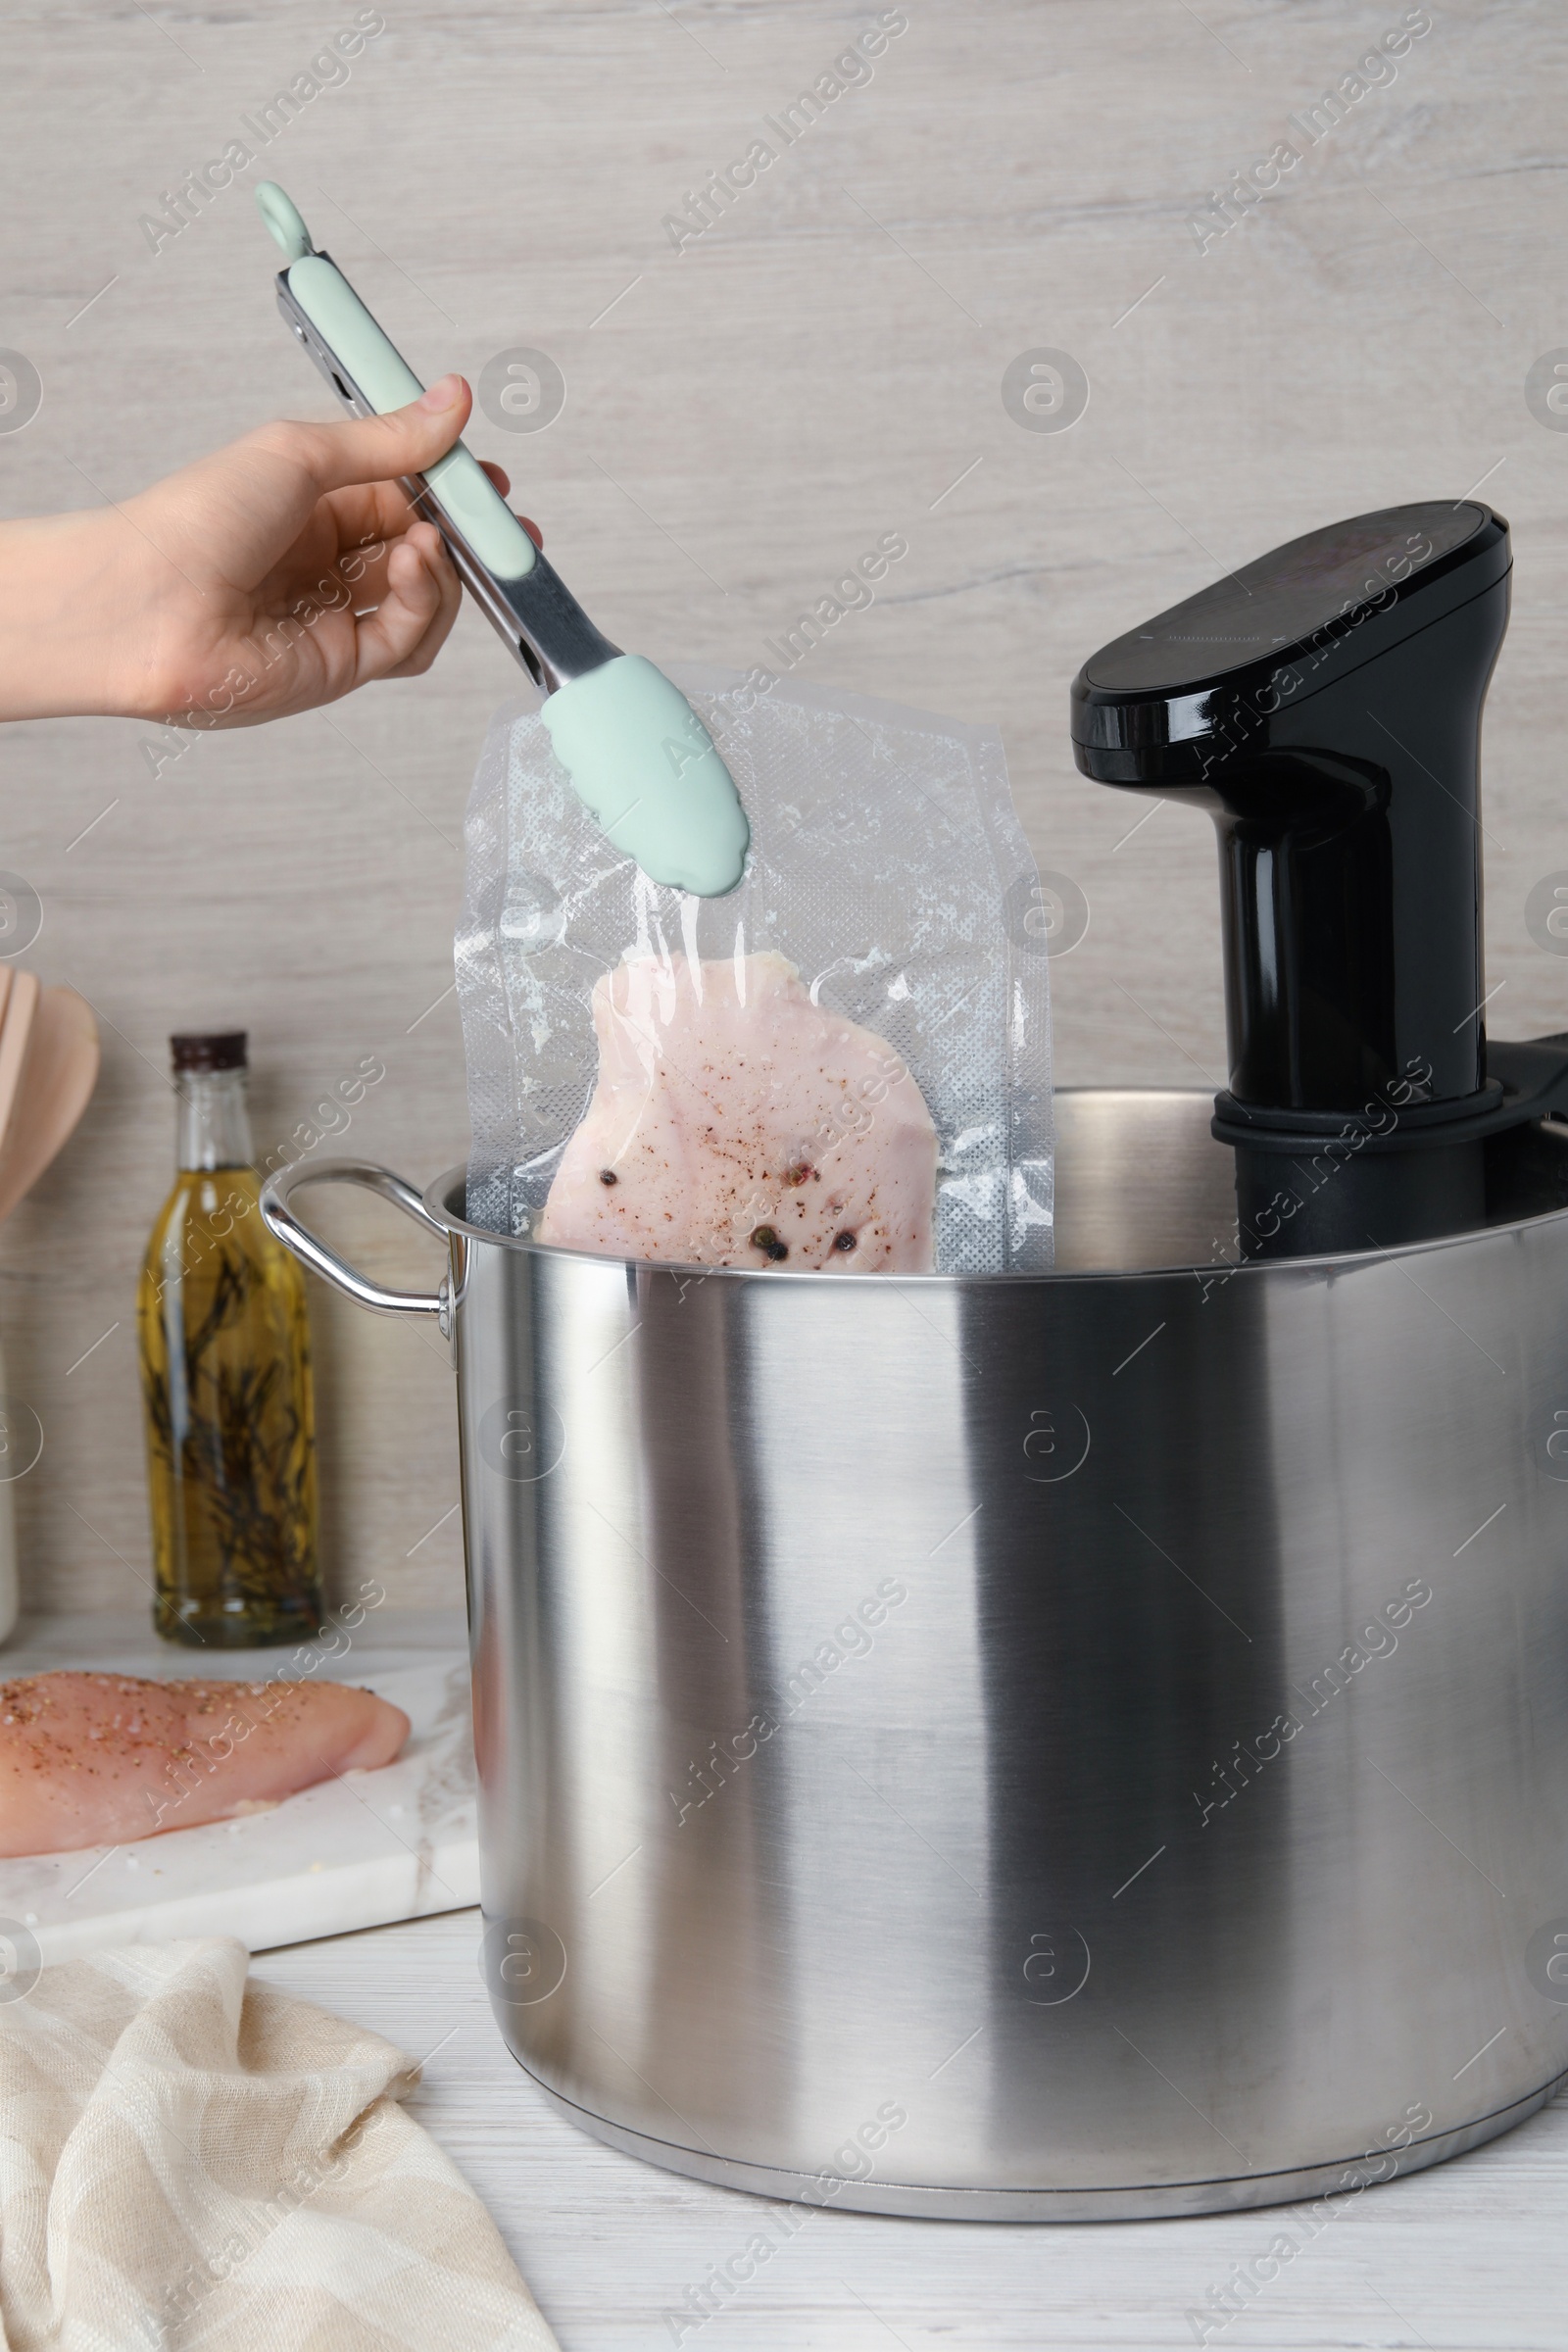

{"left": 282, "top": 250, "right": 539, "bottom": 584}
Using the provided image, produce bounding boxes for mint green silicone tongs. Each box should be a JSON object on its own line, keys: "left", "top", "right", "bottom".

{"left": 255, "top": 182, "right": 749, "bottom": 897}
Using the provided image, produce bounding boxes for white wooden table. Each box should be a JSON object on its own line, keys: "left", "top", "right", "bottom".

{"left": 260, "top": 1910, "right": 1568, "bottom": 2352}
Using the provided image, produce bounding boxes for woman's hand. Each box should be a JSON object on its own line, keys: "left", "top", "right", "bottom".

{"left": 0, "top": 374, "right": 538, "bottom": 728}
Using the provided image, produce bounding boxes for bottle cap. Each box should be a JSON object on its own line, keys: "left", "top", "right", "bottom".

{"left": 170, "top": 1032, "right": 248, "bottom": 1073}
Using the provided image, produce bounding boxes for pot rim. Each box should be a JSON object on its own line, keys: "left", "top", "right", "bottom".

{"left": 424, "top": 1086, "right": 1568, "bottom": 1289}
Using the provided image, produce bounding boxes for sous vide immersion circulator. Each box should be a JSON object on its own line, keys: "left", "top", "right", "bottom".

{"left": 1074, "top": 502, "right": 1568, "bottom": 1255}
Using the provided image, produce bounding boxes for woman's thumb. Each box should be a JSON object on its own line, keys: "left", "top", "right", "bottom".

{"left": 297, "top": 373, "right": 472, "bottom": 494}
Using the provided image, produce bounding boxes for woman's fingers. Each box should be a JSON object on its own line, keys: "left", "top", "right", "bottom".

{"left": 323, "top": 463, "right": 539, "bottom": 581}
{"left": 468, "top": 461, "right": 542, "bottom": 544}
{"left": 473, "top": 461, "right": 543, "bottom": 544}
{"left": 350, "top": 521, "right": 463, "bottom": 684}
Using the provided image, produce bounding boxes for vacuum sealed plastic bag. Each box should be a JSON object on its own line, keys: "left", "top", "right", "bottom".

{"left": 456, "top": 664, "right": 1054, "bottom": 1273}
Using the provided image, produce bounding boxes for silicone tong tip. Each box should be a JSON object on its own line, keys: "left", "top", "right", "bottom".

{"left": 256, "top": 181, "right": 314, "bottom": 264}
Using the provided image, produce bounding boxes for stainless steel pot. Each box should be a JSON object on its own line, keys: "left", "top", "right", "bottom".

{"left": 262, "top": 1089, "right": 1568, "bottom": 2220}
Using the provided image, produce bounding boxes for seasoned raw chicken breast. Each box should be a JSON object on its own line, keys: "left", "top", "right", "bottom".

{"left": 0, "top": 1672, "right": 409, "bottom": 1856}
{"left": 536, "top": 952, "right": 938, "bottom": 1270}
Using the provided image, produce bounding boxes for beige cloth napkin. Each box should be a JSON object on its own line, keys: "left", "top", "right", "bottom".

{"left": 0, "top": 1936, "right": 559, "bottom": 2352}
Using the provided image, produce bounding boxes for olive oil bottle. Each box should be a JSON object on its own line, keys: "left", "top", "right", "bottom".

{"left": 138, "top": 1032, "right": 321, "bottom": 1646}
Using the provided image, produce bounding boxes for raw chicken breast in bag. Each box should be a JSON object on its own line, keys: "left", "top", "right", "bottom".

{"left": 456, "top": 665, "right": 1054, "bottom": 1274}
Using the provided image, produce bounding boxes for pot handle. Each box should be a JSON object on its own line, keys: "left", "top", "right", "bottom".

{"left": 260, "top": 1158, "right": 448, "bottom": 1325}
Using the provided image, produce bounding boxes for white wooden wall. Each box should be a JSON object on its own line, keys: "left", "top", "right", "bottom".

{"left": 1, "top": 0, "right": 1559, "bottom": 1613}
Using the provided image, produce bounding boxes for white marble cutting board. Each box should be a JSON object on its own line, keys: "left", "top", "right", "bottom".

{"left": 0, "top": 1609, "right": 478, "bottom": 1962}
